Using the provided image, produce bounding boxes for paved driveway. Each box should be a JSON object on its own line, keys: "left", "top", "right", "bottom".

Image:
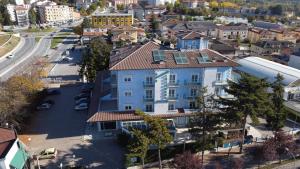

{"left": 20, "top": 40, "right": 124, "bottom": 168}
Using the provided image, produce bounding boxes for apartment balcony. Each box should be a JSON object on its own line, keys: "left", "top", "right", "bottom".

{"left": 184, "top": 80, "right": 202, "bottom": 86}
{"left": 143, "top": 96, "right": 154, "bottom": 102}
{"left": 183, "top": 95, "right": 197, "bottom": 100}
{"left": 168, "top": 80, "right": 180, "bottom": 87}
{"left": 143, "top": 82, "right": 154, "bottom": 88}
{"left": 167, "top": 95, "right": 179, "bottom": 101}
{"left": 111, "top": 75, "right": 117, "bottom": 87}
{"left": 214, "top": 80, "right": 228, "bottom": 86}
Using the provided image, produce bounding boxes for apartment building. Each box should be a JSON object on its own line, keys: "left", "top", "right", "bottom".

{"left": 37, "top": 2, "right": 75, "bottom": 24}
{"left": 92, "top": 12, "right": 133, "bottom": 27}
{"left": 111, "top": 0, "right": 138, "bottom": 7}
{"left": 15, "top": 6, "right": 29, "bottom": 26}
{"left": 87, "top": 40, "right": 237, "bottom": 132}
{"left": 217, "top": 24, "right": 248, "bottom": 40}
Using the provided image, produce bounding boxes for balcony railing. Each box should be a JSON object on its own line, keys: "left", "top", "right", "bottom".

{"left": 183, "top": 95, "right": 197, "bottom": 100}
{"left": 143, "top": 82, "right": 154, "bottom": 87}
{"left": 184, "top": 80, "right": 202, "bottom": 86}
{"left": 168, "top": 80, "right": 180, "bottom": 87}
{"left": 214, "top": 80, "right": 228, "bottom": 85}
{"left": 143, "top": 96, "right": 154, "bottom": 102}
{"left": 167, "top": 95, "right": 179, "bottom": 101}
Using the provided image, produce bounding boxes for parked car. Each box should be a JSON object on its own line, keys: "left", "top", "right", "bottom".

{"left": 46, "top": 89, "right": 61, "bottom": 95}
{"left": 62, "top": 57, "right": 72, "bottom": 62}
{"left": 34, "top": 148, "right": 57, "bottom": 160}
{"left": 36, "top": 103, "right": 52, "bottom": 110}
{"left": 76, "top": 99, "right": 89, "bottom": 105}
{"left": 75, "top": 97, "right": 89, "bottom": 104}
{"left": 74, "top": 103, "right": 88, "bottom": 110}
{"left": 74, "top": 93, "right": 90, "bottom": 100}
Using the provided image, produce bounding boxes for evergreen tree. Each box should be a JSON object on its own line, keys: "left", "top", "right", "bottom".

{"left": 127, "top": 129, "right": 150, "bottom": 168}
{"left": 218, "top": 73, "right": 271, "bottom": 153}
{"left": 189, "top": 87, "right": 223, "bottom": 164}
{"left": 267, "top": 74, "right": 286, "bottom": 131}
{"left": 28, "top": 7, "right": 37, "bottom": 25}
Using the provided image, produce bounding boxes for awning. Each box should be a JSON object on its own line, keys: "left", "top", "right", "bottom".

{"left": 10, "top": 147, "right": 28, "bottom": 169}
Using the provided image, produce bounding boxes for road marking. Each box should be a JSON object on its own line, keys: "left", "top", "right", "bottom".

{"left": 0, "top": 36, "right": 45, "bottom": 78}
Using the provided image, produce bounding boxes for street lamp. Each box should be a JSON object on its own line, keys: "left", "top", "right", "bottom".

{"left": 72, "top": 154, "right": 76, "bottom": 167}
{"left": 60, "top": 163, "right": 63, "bottom": 169}
{"left": 285, "top": 147, "right": 296, "bottom": 169}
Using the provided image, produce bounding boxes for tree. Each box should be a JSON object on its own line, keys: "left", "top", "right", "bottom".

{"left": 127, "top": 129, "right": 150, "bottom": 168}
{"left": 218, "top": 73, "right": 271, "bottom": 153}
{"left": 116, "top": 4, "right": 124, "bottom": 11}
{"left": 269, "top": 5, "right": 283, "bottom": 15}
{"left": 267, "top": 74, "right": 286, "bottom": 131}
{"left": 141, "top": 113, "right": 172, "bottom": 169}
{"left": 82, "top": 17, "right": 91, "bottom": 28}
{"left": 28, "top": 7, "right": 37, "bottom": 25}
{"left": 150, "top": 13, "right": 159, "bottom": 32}
{"left": 174, "top": 151, "right": 203, "bottom": 169}
{"left": 189, "top": 87, "right": 223, "bottom": 164}
{"left": 79, "top": 37, "right": 112, "bottom": 82}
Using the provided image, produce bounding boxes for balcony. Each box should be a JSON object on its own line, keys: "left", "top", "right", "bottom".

{"left": 184, "top": 80, "right": 202, "bottom": 86}
{"left": 183, "top": 95, "right": 197, "bottom": 100}
{"left": 214, "top": 80, "right": 228, "bottom": 86}
{"left": 143, "top": 96, "right": 154, "bottom": 102}
{"left": 168, "top": 80, "right": 180, "bottom": 87}
{"left": 143, "top": 82, "right": 154, "bottom": 88}
{"left": 167, "top": 95, "right": 179, "bottom": 101}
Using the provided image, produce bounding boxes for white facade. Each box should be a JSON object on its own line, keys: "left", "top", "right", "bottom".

{"left": 6, "top": 4, "right": 16, "bottom": 22}
{"left": 147, "top": 0, "right": 175, "bottom": 6}
{"left": 15, "top": 0, "right": 24, "bottom": 5}
{"left": 38, "top": 2, "right": 74, "bottom": 23}
{"left": 113, "top": 66, "right": 232, "bottom": 113}
{"left": 0, "top": 139, "right": 26, "bottom": 169}
{"left": 288, "top": 54, "right": 300, "bottom": 70}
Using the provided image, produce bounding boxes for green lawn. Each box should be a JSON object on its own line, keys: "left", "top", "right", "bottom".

{"left": 26, "top": 27, "right": 55, "bottom": 33}
{"left": 0, "top": 35, "right": 20, "bottom": 57}
{"left": 35, "top": 37, "right": 41, "bottom": 43}
{"left": 50, "top": 36, "right": 65, "bottom": 49}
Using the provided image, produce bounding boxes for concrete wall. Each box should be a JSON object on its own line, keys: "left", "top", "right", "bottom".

{"left": 288, "top": 55, "right": 300, "bottom": 70}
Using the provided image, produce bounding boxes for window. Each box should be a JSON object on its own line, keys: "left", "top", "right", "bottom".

{"left": 169, "top": 89, "right": 175, "bottom": 97}
{"left": 189, "top": 101, "right": 196, "bottom": 109}
{"left": 169, "top": 74, "right": 176, "bottom": 84}
{"left": 168, "top": 103, "right": 175, "bottom": 110}
{"left": 124, "top": 76, "right": 132, "bottom": 82}
{"left": 125, "top": 105, "right": 132, "bottom": 110}
{"left": 146, "top": 76, "right": 153, "bottom": 84}
{"left": 215, "top": 87, "right": 220, "bottom": 95}
{"left": 190, "top": 89, "right": 197, "bottom": 97}
{"left": 124, "top": 91, "right": 132, "bottom": 97}
{"left": 146, "top": 104, "right": 153, "bottom": 112}
{"left": 145, "top": 89, "right": 153, "bottom": 99}
{"left": 191, "top": 74, "right": 198, "bottom": 83}
{"left": 216, "top": 73, "right": 222, "bottom": 82}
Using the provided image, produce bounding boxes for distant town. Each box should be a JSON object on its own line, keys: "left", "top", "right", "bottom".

{"left": 1, "top": 0, "right": 300, "bottom": 169}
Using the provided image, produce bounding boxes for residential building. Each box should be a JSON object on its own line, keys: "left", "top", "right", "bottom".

{"left": 0, "top": 127, "right": 30, "bottom": 169}
{"left": 37, "top": 1, "right": 76, "bottom": 24}
{"left": 252, "top": 21, "right": 283, "bottom": 30}
{"left": 129, "top": 4, "right": 144, "bottom": 21}
{"left": 176, "top": 31, "right": 208, "bottom": 51}
{"left": 91, "top": 12, "right": 133, "bottom": 27}
{"left": 209, "top": 40, "right": 237, "bottom": 59}
{"left": 81, "top": 28, "right": 108, "bottom": 44}
{"left": 111, "top": 0, "right": 138, "bottom": 7}
{"left": 179, "top": 0, "right": 203, "bottom": 8}
{"left": 76, "top": 0, "right": 96, "bottom": 9}
{"left": 237, "top": 57, "right": 300, "bottom": 100}
{"left": 15, "top": 6, "right": 29, "bottom": 26}
{"left": 215, "top": 16, "right": 248, "bottom": 24}
{"left": 15, "top": 0, "right": 24, "bottom": 5}
{"left": 87, "top": 41, "right": 237, "bottom": 132}
{"left": 250, "top": 40, "right": 295, "bottom": 56}
{"left": 6, "top": 4, "right": 16, "bottom": 22}
{"left": 146, "top": 0, "right": 175, "bottom": 6}
{"left": 288, "top": 52, "right": 300, "bottom": 70}
{"left": 111, "top": 26, "right": 146, "bottom": 47}
{"left": 217, "top": 24, "right": 248, "bottom": 40}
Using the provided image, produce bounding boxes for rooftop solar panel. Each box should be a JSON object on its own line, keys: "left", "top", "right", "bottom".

{"left": 198, "top": 51, "right": 211, "bottom": 63}
{"left": 153, "top": 50, "right": 165, "bottom": 62}
{"left": 174, "top": 53, "right": 189, "bottom": 64}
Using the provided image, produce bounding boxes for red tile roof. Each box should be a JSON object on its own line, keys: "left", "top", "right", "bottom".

{"left": 109, "top": 41, "right": 238, "bottom": 70}
{"left": 87, "top": 110, "right": 194, "bottom": 122}
{"left": 0, "top": 128, "right": 16, "bottom": 143}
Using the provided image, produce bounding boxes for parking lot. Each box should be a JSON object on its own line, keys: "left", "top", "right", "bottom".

{"left": 20, "top": 41, "right": 124, "bottom": 168}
